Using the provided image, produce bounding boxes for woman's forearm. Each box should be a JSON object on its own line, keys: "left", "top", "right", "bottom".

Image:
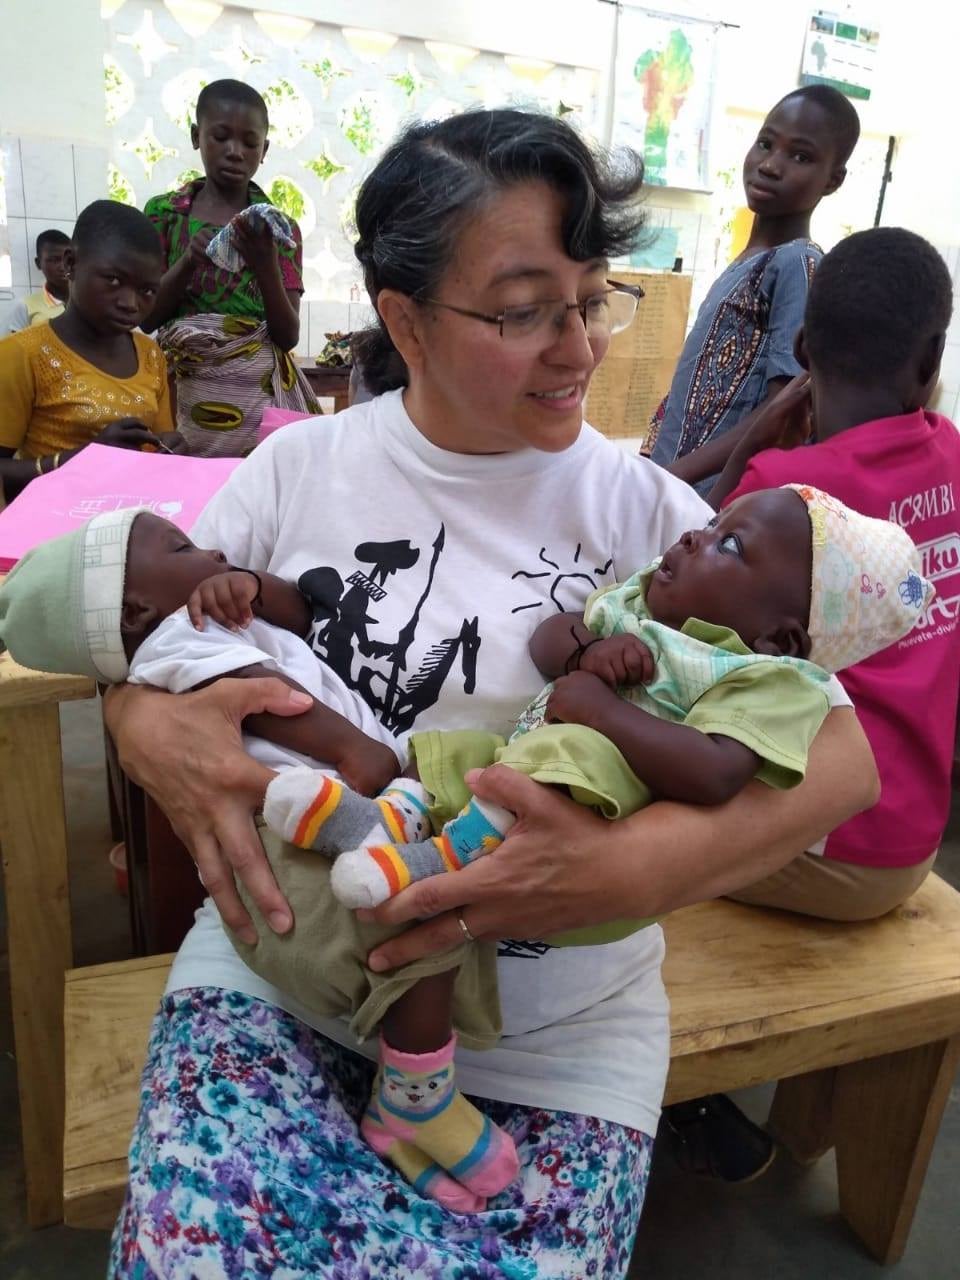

{"left": 142, "top": 257, "right": 191, "bottom": 333}
{"left": 257, "top": 263, "right": 300, "bottom": 350}
{"left": 610, "top": 707, "right": 878, "bottom": 917}
{"left": 364, "top": 706, "right": 880, "bottom": 972}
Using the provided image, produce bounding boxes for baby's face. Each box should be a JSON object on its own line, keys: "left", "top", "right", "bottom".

{"left": 645, "top": 490, "right": 812, "bottom": 654}
{"left": 124, "top": 513, "right": 231, "bottom": 623}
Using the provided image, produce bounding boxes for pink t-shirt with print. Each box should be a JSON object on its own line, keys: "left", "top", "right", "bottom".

{"left": 726, "top": 410, "right": 960, "bottom": 867}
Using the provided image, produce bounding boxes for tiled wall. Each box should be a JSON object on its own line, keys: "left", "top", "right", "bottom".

{"left": 0, "top": 137, "right": 109, "bottom": 332}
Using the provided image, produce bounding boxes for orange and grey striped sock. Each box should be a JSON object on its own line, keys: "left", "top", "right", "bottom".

{"left": 263, "top": 766, "right": 430, "bottom": 855}
{"left": 331, "top": 796, "right": 514, "bottom": 908}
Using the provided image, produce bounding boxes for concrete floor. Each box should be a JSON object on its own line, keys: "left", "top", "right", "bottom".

{"left": 1, "top": 697, "right": 959, "bottom": 1278}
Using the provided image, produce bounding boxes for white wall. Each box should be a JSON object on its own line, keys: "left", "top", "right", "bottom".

{"left": 0, "top": 0, "right": 106, "bottom": 144}
{"left": 230, "top": 0, "right": 614, "bottom": 70}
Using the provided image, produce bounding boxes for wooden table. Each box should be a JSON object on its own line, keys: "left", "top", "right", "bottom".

{"left": 299, "top": 363, "right": 351, "bottom": 414}
{"left": 0, "top": 652, "right": 96, "bottom": 1226}
{"left": 63, "top": 876, "right": 960, "bottom": 1261}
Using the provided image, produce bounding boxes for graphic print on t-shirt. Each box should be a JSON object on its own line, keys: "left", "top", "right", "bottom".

{"left": 510, "top": 542, "right": 614, "bottom": 614}
{"left": 298, "top": 525, "right": 480, "bottom": 735}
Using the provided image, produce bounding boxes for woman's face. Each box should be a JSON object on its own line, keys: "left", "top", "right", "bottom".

{"left": 403, "top": 182, "right": 611, "bottom": 455}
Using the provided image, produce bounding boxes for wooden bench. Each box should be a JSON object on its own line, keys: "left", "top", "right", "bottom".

{"left": 64, "top": 875, "right": 960, "bottom": 1262}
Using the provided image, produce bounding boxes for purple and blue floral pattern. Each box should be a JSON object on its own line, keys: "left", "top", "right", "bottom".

{"left": 110, "top": 988, "right": 651, "bottom": 1279}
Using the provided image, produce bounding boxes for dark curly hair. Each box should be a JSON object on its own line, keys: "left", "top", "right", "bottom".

{"left": 805, "top": 228, "right": 953, "bottom": 383}
{"left": 352, "top": 108, "right": 646, "bottom": 393}
{"left": 72, "top": 199, "right": 162, "bottom": 260}
{"left": 196, "top": 79, "right": 269, "bottom": 130}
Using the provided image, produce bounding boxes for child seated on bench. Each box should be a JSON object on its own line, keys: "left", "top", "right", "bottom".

{"left": 710, "top": 228, "right": 960, "bottom": 922}
{"left": 0, "top": 486, "right": 930, "bottom": 1209}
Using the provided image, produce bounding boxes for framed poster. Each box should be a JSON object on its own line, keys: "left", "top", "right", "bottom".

{"left": 612, "top": 8, "right": 719, "bottom": 191}
{"left": 801, "top": 10, "right": 880, "bottom": 100}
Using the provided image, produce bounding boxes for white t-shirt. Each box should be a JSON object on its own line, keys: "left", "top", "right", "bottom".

{"left": 167, "top": 388, "right": 850, "bottom": 1136}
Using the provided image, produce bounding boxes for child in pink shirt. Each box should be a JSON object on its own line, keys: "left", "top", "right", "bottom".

{"left": 710, "top": 227, "right": 959, "bottom": 920}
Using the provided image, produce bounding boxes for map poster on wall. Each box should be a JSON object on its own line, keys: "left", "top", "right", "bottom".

{"left": 801, "top": 10, "right": 880, "bottom": 100}
{"left": 612, "top": 9, "right": 718, "bottom": 191}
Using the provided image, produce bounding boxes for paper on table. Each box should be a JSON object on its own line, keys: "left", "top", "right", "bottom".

{"left": 0, "top": 444, "right": 240, "bottom": 571}
{"left": 586, "top": 270, "right": 692, "bottom": 445}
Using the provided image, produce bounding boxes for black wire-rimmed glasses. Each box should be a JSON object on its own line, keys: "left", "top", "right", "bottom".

{"left": 417, "top": 280, "right": 644, "bottom": 345}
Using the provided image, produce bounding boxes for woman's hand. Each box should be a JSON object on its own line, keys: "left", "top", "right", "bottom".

{"left": 742, "top": 373, "right": 812, "bottom": 454}
{"left": 186, "top": 227, "right": 215, "bottom": 268}
{"left": 363, "top": 707, "right": 879, "bottom": 972}
{"left": 104, "top": 677, "right": 313, "bottom": 941}
{"left": 363, "top": 765, "right": 616, "bottom": 971}
{"left": 233, "top": 219, "right": 279, "bottom": 278}
{"left": 153, "top": 429, "right": 189, "bottom": 455}
{"left": 97, "top": 418, "right": 163, "bottom": 450}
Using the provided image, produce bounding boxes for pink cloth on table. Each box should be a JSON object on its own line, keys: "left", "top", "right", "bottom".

{"left": 724, "top": 410, "right": 960, "bottom": 869}
{"left": 257, "top": 407, "right": 314, "bottom": 444}
{"left": 0, "top": 443, "right": 239, "bottom": 571}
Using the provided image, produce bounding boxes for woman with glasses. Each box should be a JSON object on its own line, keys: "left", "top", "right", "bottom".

{"left": 101, "top": 109, "right": 876, "bottom": 1278}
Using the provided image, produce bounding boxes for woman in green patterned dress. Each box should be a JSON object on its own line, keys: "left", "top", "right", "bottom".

{"left": 143, "top": 78, "right": 318, "bottom": 457}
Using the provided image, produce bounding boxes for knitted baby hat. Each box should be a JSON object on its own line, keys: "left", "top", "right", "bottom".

{"left": 0, "top": 506, "right": 150, "bottom": 682}
{"left": 784, "top": 485, "right": 934, "bottom": 672}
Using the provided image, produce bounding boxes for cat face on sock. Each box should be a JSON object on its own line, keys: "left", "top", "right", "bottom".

{"left": 382, "top": 1063, "right": 454, "bottom": 1112}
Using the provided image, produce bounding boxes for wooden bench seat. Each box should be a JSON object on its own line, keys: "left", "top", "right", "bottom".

{"left": 64, "top": 875, "right": 960, "bottom": 1262}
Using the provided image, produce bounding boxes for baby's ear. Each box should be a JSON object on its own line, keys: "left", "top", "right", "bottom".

{"left": 121, "top": 596, "right": 158, "bottom": 635}
{"left": 754, "top": 619, "right": 812, "bottom": 661}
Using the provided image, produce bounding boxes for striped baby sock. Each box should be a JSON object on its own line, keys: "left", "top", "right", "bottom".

{"left": 331, "top": 796, "right": 514, "bottom": 909}
{"left": 367, "top": 1036, "right": 519, "bottom": 1200}
{"left": 263, "top": 766, "right": 431, "bottom": 856}
{"left": 361, "top": 1096, "right": 486, "bottom": 1214}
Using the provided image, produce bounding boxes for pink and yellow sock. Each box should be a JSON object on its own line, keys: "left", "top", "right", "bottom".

{"left": 361, "top": 1097, "right": 485, "bottom": 1214}
{"left": 371, "top": 1035, "right": 519, "bottom": 1199}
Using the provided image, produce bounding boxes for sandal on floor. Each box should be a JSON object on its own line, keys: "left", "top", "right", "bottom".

{"left": 664, "top": 1094, "right": 777, "bottom": 1183}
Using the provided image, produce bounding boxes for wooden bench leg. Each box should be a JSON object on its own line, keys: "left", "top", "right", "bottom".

{"left": 832, "top": 1035, "right": 960, "bottom": 1264}
{"left": 0, "top": 703, "right": 73, "bottom": 1226}
{"left": 768, "top": 1067, "right": 837, "bottom": 1163}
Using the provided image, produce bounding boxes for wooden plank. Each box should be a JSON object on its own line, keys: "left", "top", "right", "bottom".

{"left": 834, "top": 1035, "right": 960, "bottom": 1263}
{"left": 0, "top": 651, "right": 95, "bottom": 710}
{"left": 663, "top": 879, "right": 960, "bottom": 1046}
{"left": 63, "top": 1159, "right": 130, "bottom": 1231}
{"left": 63, "top": 876, "right": 960, "bottom": 1240}
{"left": 664, "top": 982, "right": 960, "bottom": 1102}
{"left": 63, "top": 959, "right": 170, "bottom": 1181}
{"left": 64, "top": 952, "right": 175, "bottom": 984}
{"left": 0, "top": 702, "right": 74, "bottom": 1226}
{"left": 768, "top": 1068, "right": 837, "bottom": 1164}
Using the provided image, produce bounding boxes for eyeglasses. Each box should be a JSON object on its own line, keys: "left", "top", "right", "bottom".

{"left": 418, "top": 280, "right": 644, "bottom": 345}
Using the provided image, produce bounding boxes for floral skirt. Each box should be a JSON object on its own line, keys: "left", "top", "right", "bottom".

{"left": 109, "top": 988, "right": 652, "bottom": 1279}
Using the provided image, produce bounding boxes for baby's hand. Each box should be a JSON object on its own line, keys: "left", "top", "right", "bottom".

{"left": 577, "top": 634, "right": 654, "bottom": 687}
{"left": 187, "top": 570, "right": 260, "bottom": 632}
{"left": 338, "top": 741, "right": 401, "bottom": 798}
{"left": 545, "top": 669, "right": 620, "bottom": 731}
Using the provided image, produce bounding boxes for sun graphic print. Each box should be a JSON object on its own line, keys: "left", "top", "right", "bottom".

{"left": 510, "top": 542, "right": 614, "bottom": 615}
